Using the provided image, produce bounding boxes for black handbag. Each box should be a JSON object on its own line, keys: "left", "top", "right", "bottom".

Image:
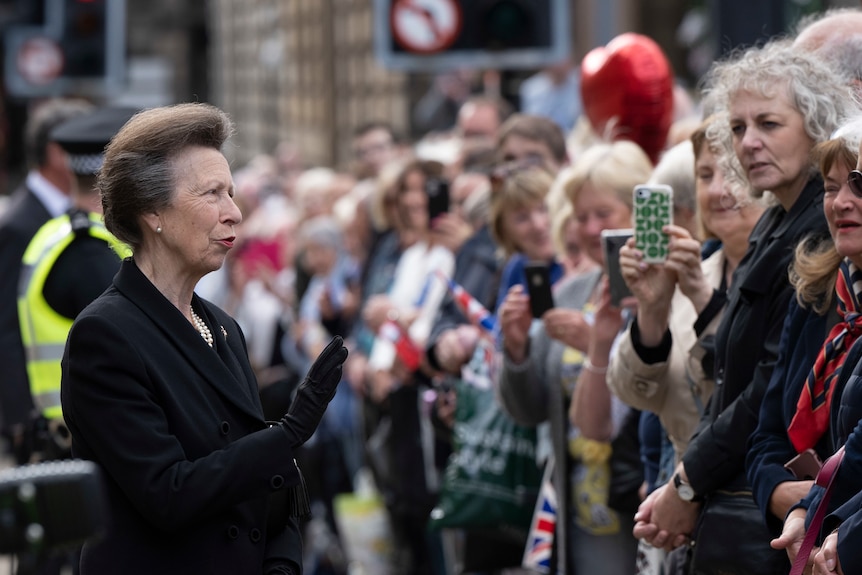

{"left": 688, "top": 489, "right": 787, "bottom": 575}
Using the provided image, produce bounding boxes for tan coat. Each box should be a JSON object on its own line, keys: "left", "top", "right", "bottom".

{"left": 606, "top": 248, "right": 725, "bottom": 463}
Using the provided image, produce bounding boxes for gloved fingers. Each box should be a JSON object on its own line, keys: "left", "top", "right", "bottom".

{"left": 307, "top": 336, "right": 348, "bottom": 382}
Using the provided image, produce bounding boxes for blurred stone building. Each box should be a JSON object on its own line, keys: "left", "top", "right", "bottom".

{"left": 0, "top": 0, "right": 843, "bottom": 186}
{"left": 210, "top": 0, "right": 410, "bottom": 171}
{"left": 207, "top": 0, "right": 640, "bottom": 170}
{"left": 205, "top": 0, "right": 836, "bottom": 170}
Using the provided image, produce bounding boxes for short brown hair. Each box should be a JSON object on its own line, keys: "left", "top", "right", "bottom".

{"left": 489, "top": 164, "right": 554, "bottom": 257}
{"left": 496, "top": 114, "right": 567, "bottom": 164}
{"left": 99, "top": 103, "right": 234, "bottom": 250}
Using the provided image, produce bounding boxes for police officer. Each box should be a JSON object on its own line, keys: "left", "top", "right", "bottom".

{"left": 17, "top": 107, "right": 136, "bottom": 464}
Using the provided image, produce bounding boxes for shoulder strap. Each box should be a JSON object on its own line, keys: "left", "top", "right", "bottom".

{"left": 789, "top": 446, "right": 846, "bottom": 575}
{"left": 68, "top": 209, "right": 91, "bottom": 235}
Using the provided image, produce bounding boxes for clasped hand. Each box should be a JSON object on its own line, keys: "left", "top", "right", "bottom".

{"left": 280, "top": 335, "right": 349, "bottom": 447}
{"left": 633, "top": 482, "right": 700, "bottom": 551}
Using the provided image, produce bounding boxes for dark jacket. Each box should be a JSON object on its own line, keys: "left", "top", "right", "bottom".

{"left": 806, "top": 382, "right": 862, "bottom": 571}
{"left": 745, "top": 295, "right": 834, "bottom": 532}
{"left": 818, "top": 399, "right": 862, "bottom": 575}
{"left": 43, "top": 209, "right": 124, "bottom": 319}
{"left": 683, "top": 176, "right": 828, "bottom": 495}
{"left": 797, "top": 337, "right": 862, "bottom": 537}
{"left": 831, "top": 489, "right": 862, "bottom": 573}
{"left": 0, "top": 183, "right": 52, "bottom": 434}
{"left": 61, "top": 259, "right": 304, "bottom": 575}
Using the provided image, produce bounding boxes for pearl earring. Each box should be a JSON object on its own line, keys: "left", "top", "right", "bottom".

{"left": 156, "top": 226, "right": 162, "bottom": 234}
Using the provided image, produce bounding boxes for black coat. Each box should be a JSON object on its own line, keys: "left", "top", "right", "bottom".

{"left": 683, "top": 176, "right": 829, "bottom": 494}
{"left": 0, "top": 183, "right": 52, "bottom": 433}
{"left": 61, "top": 259, "right": 304, "bottom": 575}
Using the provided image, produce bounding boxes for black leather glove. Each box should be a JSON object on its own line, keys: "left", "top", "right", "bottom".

{"left": 280, "top": 336, "right": 348, "bottom": 447}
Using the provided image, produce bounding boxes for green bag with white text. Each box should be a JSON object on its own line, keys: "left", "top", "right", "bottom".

{"left": 429, "top": 376, "right": 541, "bottom": 532}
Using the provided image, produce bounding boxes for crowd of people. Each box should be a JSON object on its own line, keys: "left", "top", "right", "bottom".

{"left": 6, "top": 6, "right": 862, "bottom": 575}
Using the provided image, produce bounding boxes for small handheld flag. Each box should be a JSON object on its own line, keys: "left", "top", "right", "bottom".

{"left": 523, "top": 458, "right": 557, "bottom": 573}
{"left": 435, "top": 271, "right": 496, "bottom": 334}
{"left": 377, "top": 319, "right": 422, "bottom": 371}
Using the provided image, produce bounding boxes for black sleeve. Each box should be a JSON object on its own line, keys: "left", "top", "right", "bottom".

{"left": 629, "top": 318, "right": 673, "bottom": 365}
{"left": 693, "top": 289, "right": 727, "bottom": 336}
{"left": 43, "top": 236, "right": 121, "bottom": 319}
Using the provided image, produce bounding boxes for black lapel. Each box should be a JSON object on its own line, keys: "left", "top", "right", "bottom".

{"left": 194, "top": 296, "right": 264, "bottom": 414}
{"left": 113, "top": 259, "right": 262, "bottom": 421}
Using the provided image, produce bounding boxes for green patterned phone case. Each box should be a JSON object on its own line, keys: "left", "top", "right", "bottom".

{"left": 633, "top": 184, "right": 673, "bottom": 263}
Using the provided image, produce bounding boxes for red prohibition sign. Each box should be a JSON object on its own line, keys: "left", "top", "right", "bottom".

{"left": 17, "top": 37, "right": 64, "bottom": 86}
{"left": 391, "top": 0, "right": 463, "bottom": 54}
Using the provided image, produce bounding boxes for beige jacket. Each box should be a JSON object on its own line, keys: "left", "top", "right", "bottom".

{"left": 606, "top": 248, "right": 725, "bottom": 462}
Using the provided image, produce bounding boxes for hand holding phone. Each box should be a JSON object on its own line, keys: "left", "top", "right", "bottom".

{"left": 601, "top": 228, "right": 633, "bottom": 307}
{"left": 634, "top": 184, "right": 673, "bottom": 263}
{"left": 524, "top": 262, "right": 555, "bottom": 318}
{"left": 426, "top": 177, "right": 450, "bottom": 222}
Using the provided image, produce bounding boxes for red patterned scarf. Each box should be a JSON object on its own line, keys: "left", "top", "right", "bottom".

{"left": 787, "top": 260, "right": 862, "bottom": 453}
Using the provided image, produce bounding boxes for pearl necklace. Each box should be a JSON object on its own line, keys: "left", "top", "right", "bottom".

{"left": 190, "top": 309, "right": 213, "bottom": 348}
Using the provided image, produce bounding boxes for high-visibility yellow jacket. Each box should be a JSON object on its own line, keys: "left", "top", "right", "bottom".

{"left": 18, "top": 210, "right": 130, "bottom": 420}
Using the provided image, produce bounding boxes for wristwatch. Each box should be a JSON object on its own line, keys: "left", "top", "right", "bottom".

{"left": 672, "top": 473, "right": 701, "bottom": 502}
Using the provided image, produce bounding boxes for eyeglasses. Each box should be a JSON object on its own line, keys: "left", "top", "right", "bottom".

{"left": 849, "top": 170, "right": 862, "bottom": 198}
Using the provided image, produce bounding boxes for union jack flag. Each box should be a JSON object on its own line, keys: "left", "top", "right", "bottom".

{"left": 523, "top": 458, "right": 557, "bottom": 573}
{"left": 435, "top": 271, "right": 496, "bottom": 334}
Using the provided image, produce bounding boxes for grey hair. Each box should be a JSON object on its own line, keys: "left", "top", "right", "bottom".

{"left": 813, "top": 34, "right": 862, "bottom": 85}
{"left": 702, "top": 40, "right": 859, "bottom": 200}
{"left": 831, "top": 112, "right": 862, "bottom": 157}
{"left": 298, "top": 215, "right": 344, "bottom": 250}
{"left": 794, "top": 7, "right": 862, "bottom": 83}
{"left": 648, "top": 140, "right": 696, "bottom": 216}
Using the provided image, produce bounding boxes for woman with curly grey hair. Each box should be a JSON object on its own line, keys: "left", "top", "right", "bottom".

{"left": 633, "top": 39, "right": 858, "bottom": 575}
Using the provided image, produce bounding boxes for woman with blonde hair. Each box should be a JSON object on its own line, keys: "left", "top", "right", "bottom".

{"left": 488, "top": 160, "right": 563, "bottom": 310}
{"left": 752, "top": 117, "right": 862, "bottom": 571}
{"left": 551, "top": 202, "right": 597, "bottom": 281}
{"left": 497, "top": 140, "right": 653, "bottom": 575}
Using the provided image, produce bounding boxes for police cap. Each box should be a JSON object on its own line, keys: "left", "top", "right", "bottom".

{"left": 50, "top": 106, "right": 139, "bottom": 176}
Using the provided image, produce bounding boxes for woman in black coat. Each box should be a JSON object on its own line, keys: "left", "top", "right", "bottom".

{"left": 60, "top": 103, "right": 347, "bottom": 575}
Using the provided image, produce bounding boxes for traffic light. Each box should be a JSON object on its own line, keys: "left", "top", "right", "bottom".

{"left": 4, "top": 0, "right": 126, "bottom": 98}
{"left": 477, "top": 0, "right": 551, "bottom": 51}
{"left": 61, "top": 0, "right": 108, "bottom": 78}
{"left": 374, "top": 0, "right": 570, "bottom": 71}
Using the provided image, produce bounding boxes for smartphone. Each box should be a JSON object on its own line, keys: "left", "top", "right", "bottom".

{"left": 601, "top": 228, "right": 634, "bottom": 307}
{"left": 524, "top": 261, "right": 555, "bottom": 318}
{"left": 784, "top": 448, "right": 823, "bottom": 480}
{"left": 426, "top": 177, "right": 450, "bottom": 222}
{"left": 633, "top": 184, "right": 673, "bottom": 263}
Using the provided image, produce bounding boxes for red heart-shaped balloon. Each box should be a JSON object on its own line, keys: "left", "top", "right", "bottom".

{"left": 580, "top": 33, "right": 674, "bottom": 164}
